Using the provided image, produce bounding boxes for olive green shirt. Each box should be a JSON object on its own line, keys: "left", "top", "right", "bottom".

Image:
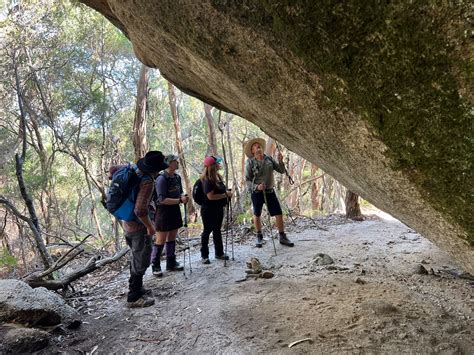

{"left": 245, "top": 155, "right": 285, "bottom": 192}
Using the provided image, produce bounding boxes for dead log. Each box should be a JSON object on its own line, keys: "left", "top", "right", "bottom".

{"left": 24, "top": 247, "right": 129, "bottom": 290}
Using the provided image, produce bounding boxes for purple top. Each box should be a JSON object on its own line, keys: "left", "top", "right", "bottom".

{"left": 155, "top": 172, "right": 182, "bottom": 204}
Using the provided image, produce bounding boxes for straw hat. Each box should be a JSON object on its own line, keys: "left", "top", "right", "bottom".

{"left": 244, "top": 138, "right": 266, "bottom": 158}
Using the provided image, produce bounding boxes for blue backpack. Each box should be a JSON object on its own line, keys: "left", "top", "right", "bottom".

{"left": 106, "top": 164, "right": 149, "bottom": 222}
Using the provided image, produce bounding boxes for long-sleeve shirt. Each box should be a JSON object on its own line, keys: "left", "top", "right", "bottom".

{"left": 245, "top": 155, "right": 285, "bottom": 192}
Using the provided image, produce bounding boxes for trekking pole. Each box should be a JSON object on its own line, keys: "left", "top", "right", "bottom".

{"left": 182, "top": 202, "right": 186, "bottom": 277}
{"left": 275, "top": 141, "right": 294, "bottom": 186}
{"left": 218, "top": 110, "right": 232, "bottom": 267}
{"left": 230, "top": 191, "right": 234, "bottom": 261}
{"left": 263, "top": 189, "right": 277, "bottom": 256}
{"left": 184, "top": 197, "right": 192, "bottom": 274}
{"left": 224, "top": 195, "right": 229, "bottom": 267}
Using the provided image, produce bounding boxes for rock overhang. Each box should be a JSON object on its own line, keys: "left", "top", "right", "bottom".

{"left": 79, "top": 0, "right": 473, "bottom": 273}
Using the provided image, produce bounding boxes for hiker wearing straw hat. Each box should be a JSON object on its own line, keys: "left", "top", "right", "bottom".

{"left": 244, "top": 138, "right": 294, "bottom": 248}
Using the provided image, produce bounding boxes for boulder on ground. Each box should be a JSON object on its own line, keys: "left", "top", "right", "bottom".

{"left": 312, "top": 253, "right": 335, "bottom": 266}
{"left": 0, "top": 279, "right": 81, "bottom": 329}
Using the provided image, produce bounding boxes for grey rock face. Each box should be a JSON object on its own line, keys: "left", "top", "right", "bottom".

{"left": 80, "top": 0, "right": 473, "bottom": 273}
{"left": 0, "top": 279, "right": 81, "bottom": 329}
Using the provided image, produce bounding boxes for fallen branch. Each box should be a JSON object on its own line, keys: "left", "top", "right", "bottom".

{"left": 280, "top": 174, "right": 325, "bottom": 200}
{"left": 23, "top": 234, "right": 93, "bottom": 280}
{"left": 25, "top": 247, "right": 130, "bottom": 290}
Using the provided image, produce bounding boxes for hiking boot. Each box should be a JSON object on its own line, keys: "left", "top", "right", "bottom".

{"left": 279, "top": 233, "right": 294, "bottom": 247}
{"left": 216, "top": 254, "right": 229, "bottom": 261}
{"left": 255, "top": 233, "right": 263, "bottom": 248}
{"left": 152, "top": 265, "right": 163, "bottom": 277}
{"left": 127, "top": 296, "right": 155, "bottom": 308}
{"left": 166, "top": 257, "right": 184, "bottom": 271}
{"left": 201, "top": 258, "right": 211, "bottom": 265}
{"left": 140, "top": 287, "right": 152, "bottom": 296}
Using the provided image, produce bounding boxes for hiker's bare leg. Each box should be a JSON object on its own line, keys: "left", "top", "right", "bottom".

{"left": 275, "top": 215, "right": 284, "bottom": 233}
{"left": 253, "top": 215, "right": 262, "bottom": 232}
{"left": 156, "top": 231, "right": 168, "bottom": 245}
{"left": 166, "top": 229, "right": 179, "bottom": 242}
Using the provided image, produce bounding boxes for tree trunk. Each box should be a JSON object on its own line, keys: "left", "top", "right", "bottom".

{"left": 225, "top": 115, "right": 242, "bottom": 212}
{"left": 12, "top": 55, "right": 52, "bottom": 269}
{"left": 345, "top": 190, "right": 363, "bottom": 221}
{"left": 204, "top": 103, "right": 218, "bottom": 156}
{"left": 240, "top": 140, "right": 247, "bottom": 192}
{"left": 167, "top": 82, "right": 196, "bottom": 218}
{"left": 133, "top": 64, "right": 150, "bottom": 161}
{"left": 310, "top": 164, "right": 321, "bottom": 211}
{"left": 113, "top": 219, "right": 121, "bottom": 252}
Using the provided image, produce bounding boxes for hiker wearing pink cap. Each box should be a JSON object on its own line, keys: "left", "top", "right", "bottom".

{"left": 199, "top": 156, "right": 233, "bottom": 264}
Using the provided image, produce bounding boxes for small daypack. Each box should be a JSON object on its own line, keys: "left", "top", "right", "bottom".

{"left": 192, "top": 178, "right": 205, "bottom": 206}
{"left": 105, "top": 164, "right": 143, "bottom": 221}
{"left": 154, "top": 172, "right": 182, "bottom": 203}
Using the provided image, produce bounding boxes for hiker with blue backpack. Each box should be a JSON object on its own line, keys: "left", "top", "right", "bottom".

{"left": 195, "top": 156, "right": 232, "bottom": 264}
{"left": 150, "top": 154, "right": 188, "bottom": 276}
{"left": 244, "top": 138, "right": 294, "bottom": 248}
{"left": 107, "top": 151, "right": 168, "bottom": 308}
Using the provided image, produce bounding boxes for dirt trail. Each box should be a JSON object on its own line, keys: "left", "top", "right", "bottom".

{"left": 44, "top": 212, "right": 473, "bottom": 354}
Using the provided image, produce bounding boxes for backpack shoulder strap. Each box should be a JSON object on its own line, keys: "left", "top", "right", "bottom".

{"left": 249, "top": 157, "right": 260, "bottom": 177}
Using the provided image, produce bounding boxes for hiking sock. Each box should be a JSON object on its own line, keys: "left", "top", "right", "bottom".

{"left": 166, "top": 241, "right": 183, "bottom": 271}
{"left": 151, "top": 244, "right": 164, "bottom": 266}
{"left": 165, "top": 240, "right": 176, "bottom": 259}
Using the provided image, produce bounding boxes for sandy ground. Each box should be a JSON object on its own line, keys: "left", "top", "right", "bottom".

{"left": 42, "top": 212, "right": 473, "bottom": 354}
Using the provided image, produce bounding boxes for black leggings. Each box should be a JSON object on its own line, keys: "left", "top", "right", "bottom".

{"left": 200, "top": 205, "right": 224, "bottom": 258}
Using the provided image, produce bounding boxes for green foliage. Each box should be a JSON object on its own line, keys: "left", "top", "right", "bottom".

{"left": 236, "top": 210, "right": 253, "bottom": 225}
{"left": 0, "top": 248, "right": 18, "bottom": 268}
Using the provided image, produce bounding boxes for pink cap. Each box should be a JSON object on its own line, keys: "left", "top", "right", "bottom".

{"left": 204, "top": 156, "right": 217, "bottom": 167}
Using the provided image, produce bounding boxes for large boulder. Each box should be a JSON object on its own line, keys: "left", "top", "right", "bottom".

{"left": 0, "top": 279, "right": 81, "bottom": 329}
{"left": 80, "top": 1, "right": 473, "bottom": 272}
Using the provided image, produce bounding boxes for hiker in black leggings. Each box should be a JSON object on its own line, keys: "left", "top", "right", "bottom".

{"left": 200, "top": 156, "right": 233, "bottom": 264}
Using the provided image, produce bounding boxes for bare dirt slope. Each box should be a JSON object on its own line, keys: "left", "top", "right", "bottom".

{"left": 44, "top": 212, "right": 473, "bottom": 354}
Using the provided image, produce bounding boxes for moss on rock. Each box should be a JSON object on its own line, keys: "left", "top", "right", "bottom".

{"left": 213, "top": 0, "right": 473, "bottom": 243}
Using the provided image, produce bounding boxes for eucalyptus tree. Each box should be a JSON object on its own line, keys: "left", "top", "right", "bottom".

{"left": 0, "top": 0, "right": 141, "bottom": 270}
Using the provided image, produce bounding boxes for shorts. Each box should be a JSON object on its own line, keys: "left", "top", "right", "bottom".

{"left": 154, "top": 205, "right": 183, "bottom": 232}
{"left": 251, "top": 190, "right": 283, "bottom": 217}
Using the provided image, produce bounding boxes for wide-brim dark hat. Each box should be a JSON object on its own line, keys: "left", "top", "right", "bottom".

{"left": 137, "top": 151, "right": 168, "bottom": 173}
